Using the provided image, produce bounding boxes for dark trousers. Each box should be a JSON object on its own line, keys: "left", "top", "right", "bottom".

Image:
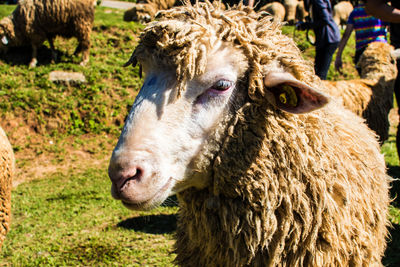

{"left": 354, "top": 47, "right": 367, "bottom": 76}
{"left": 314, "top": 42, "right": 339, "bottom": 80}
{"left": 394, "top": 57, "right": 400, "bottom": 157}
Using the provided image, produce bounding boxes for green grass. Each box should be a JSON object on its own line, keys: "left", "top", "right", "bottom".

{"left": 0, "top": 168, "right": 178, "bottom": 266}
{"left": 0, "top": 4, "right": 398, "bottom": 266}
{"left": 0, "top": 6, "right": 144, "bottom": 136}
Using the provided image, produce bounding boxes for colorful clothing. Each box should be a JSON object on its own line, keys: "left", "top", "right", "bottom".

{"left": 347, "top": 4, "right": 388, "bottom": 51}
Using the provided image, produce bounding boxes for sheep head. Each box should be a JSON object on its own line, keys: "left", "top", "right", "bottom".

{"left": 0, "top": 17, "right": 13, "bottom": 53}
{"left": 108, "top": 2, "right": 328, "bottom": 210}
{"left": 123, "top": 4, "right": 157, "bottom": 23}
{"left": 0, "top": 17, "right": 19, "bottom": 53}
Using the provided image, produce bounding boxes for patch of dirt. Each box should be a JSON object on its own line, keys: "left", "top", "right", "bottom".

{"left": 1, "top": 113, "right": 117, "bottom": 188}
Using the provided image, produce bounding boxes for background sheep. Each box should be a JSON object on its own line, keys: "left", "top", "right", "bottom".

{"left": 0, "top": 0, "right": 95, "bottom": 67}
{"left": 323, "top": 41, "right": 397, "bottom": 143}
{"left": 123, "top": 0, "right": 229, "bottom": 23}
{"left": 259, "top": 2, "right": 286, "bottom": 22}
{"left": 123, "top": 0, "right": 179, "bottom": 23}
{"left": 333, "top": 1, "right": 353, "bottom": 28}
{"left": 283, "top": 0, "right": 298, "bottom": 24}
{"left": 295, "top": 0, "right": 308, "bottom": 22}
{"left": 0, "top": 126, "right": 14, "bottom": 249}
{"left": 109, "top": 3, "right": 389, "bottom": 266}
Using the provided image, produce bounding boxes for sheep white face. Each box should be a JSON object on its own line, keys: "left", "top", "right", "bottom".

{"left": 108, "top": 45, "right": 247, "bottom": 210}
{"left": 0, "top": 30, "right": 8, "bottom": 52}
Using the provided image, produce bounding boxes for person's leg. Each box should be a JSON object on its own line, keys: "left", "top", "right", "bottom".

{"left": 354, "top": 47, "right": 366, "bottom": 76}
{"left": 394, "top": 55, "right": 400, "bottom": 159}
{"left": 314, "top": 42, "right": 339, "bottom": 80}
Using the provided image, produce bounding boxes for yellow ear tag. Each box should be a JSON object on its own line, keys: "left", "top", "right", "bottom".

{"left": 279, "top": 93, "right": 287, "bottom": 104}
{"left": 279, "top": 85, "right": 298, "bottom": 107}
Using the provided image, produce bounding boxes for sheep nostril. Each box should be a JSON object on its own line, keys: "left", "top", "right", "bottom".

{"left": 130, "top": 168, "right": 142, "bottom": 182}
{"left": 118, "top": 167, "right": 143, "bottom": 190}
{"left": 108, "top": 162, "right": 145, "bottom": 190}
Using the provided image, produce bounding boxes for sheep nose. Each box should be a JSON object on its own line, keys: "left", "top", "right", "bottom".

{"left": 108, "top": 163, "right": 143, "bottom": 191}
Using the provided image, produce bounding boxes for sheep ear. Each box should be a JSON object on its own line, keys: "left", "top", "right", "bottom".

{"left": 123, "top": 51, "right": 137, "bottom": 67}
{"left": 264, "top": 72, "right": 329, "bottom": 114}
{"left": 1, "top": 36, "right": 8, "bottom": 45}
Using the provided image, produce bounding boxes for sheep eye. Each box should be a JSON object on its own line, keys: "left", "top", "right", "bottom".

{"left": 211, "top": 79, "right": 233, "bottom": 91}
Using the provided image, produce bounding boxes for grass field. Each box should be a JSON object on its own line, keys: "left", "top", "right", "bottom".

{"left": 0, "top": 4, "right": 399, "bottom": 266}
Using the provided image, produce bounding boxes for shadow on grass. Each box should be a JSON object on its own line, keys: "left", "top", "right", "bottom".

{"left": 388, "top": 165, "right": 400, "bottom": 208}
{"left": 64, "top": 241, "right": 121, "bottom": 263}
{"left": 118, "top": 195, "right": 178, "bottom": 234}
{"left": 384, "top": 223, "right": 400, "bottom": 267}
{"left": 0, "top": 45, "right": 72, "bottom": 66}
{"left": 385, "top": 165, "right": 400, "bottom": 266}
{"left": 117, "top": 213, "right": 177, "bottom": 234}
{"left": 160, "top": 195, "right": 178, "bottom": 208}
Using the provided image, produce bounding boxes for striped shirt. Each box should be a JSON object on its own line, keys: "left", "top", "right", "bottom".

{"left": 347, "top": 4, "right": 388, "bottom": 51}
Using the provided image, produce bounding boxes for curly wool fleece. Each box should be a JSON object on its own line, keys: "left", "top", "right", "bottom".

{"left": 127, "top": 2, "right": 390, "bottom": 266}
{"left": 0, "top": 126, "right": 13, "bottom": 250}
{"left": 324, "top": 42, "right": 397, "bottom": 143}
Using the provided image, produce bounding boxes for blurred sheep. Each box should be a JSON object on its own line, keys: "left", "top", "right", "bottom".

{"left": 295, "top": 0, "right": 308, "bottom": 22}
{"left": 0, "top": 0, "right": 95, "bottom": 67}
{"left": 324, "top": 42, "right": 397, "bottom": 143}
{"left": 123, "top": 0, "right": 179, "bottom": 23}
{"left": 259, "top": 2, "right": 286, "bottom": 22}
{"left": 333, "top": 1, "right": 353, "bottom": 28}
{"left": 0, "top": 126, "right": 13, "bottom": 249}
{"left": 283, "top": 0, "right": 298, "bottom": 24}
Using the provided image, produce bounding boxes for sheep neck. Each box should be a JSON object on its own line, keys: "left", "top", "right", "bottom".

{"left": 175, "top": 102, "right": 389, "bottom": 266}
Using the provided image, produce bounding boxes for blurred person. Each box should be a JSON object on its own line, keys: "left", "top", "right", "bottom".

{"left": 335, "top": 1, "right": 388, "bottom": 75}
{"left": 297, "top": 0, "right": 340, "bottom": 80}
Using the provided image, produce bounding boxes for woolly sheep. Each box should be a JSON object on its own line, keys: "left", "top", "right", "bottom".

{"left": 323, "top": 41, "right": 397, "bottom": 143}
{"left": 259, "top": 2, "right": 285, "bottom": 22}
{"left": 123, "top": 0, "right": 227, "bottom": 23}
{"left": 295, "top": 0, "right": 308, "bottom": 22}
{"left": 283, "top": 0, "right": 298, "bottom": 24}
{"left": 0, "top": 0, "right": 95, "bottom": 67}
{"left": 333, "top": 1, "right": 353, "bottom": 28}
{"left": 0, "top": 126, "right": 13, "bottom": 249}
{"left": 108, "top": 3, "right": 390, "bottom": 266}
{"left": 123, "top": 0, "right": 178, "bottom": 23}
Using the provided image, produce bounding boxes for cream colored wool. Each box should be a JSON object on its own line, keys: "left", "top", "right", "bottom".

{"left": 333, "top": 1, "right": 353, "bottom": 28}
{"left": 295, "top": 0, "right": 308, "bottom": 22}
{"left": 123, "top": 3, "right": 159, "bottom": 22}
{"left": 128, "top": 2, "right": 390, "bottom": 266}
{"left": 259, "top": 2, "right": 285, "bottom": 22}
{"left": 283, "top": 0, "right": 298, "bottom": 24}
{"left": 0, "top": 0, "right": 94, "bottom": 66}
{"left": 0, "top": 126, "right": 13, "bottom": 249}
{"left": 324, "top": 42, "right": 397, "bottom": 143}
{"left": 123, "top": 0, "right": 178, "bottom": 23}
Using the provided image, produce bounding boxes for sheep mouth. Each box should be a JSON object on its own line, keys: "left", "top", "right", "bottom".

{"left": 118, "top": 177, "right": 173, "bottom": 210}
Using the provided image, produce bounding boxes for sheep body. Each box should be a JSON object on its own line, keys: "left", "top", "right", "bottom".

{"left": 0, "top": 0, "right": 95, "bottom": 67}
{"left": 323, "top": 41, "right": 396, "bottom": 143}
{"left": 283, "top": 0, "right": 298, "bottom": 24}
{"left": 259, "top": 2, "right": 285, "bottom": 22}
{"left": 123, "top": 0, "right": 178, "bottom": 23}
{"left": 115, "top": 3, "right": 390, "bottom": 266}
{"left": 295, "top": 0, "right": 308, "bottom": 22}
{"left": 0, "top": 126, "right": 13, "bottom": 249}
{"left": 333, "top": 1, "right": 353, "bottom": 28}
